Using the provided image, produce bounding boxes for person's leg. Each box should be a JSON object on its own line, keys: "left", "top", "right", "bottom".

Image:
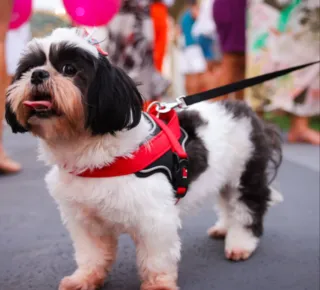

{"left": 185, "top": 73, "right": 202, "bottom": 95}
{"left": 208, "top": 52, "right": 245, "bottom": 102}
{"left": 212, "top": 0, "right": 246, "bottom": 101}
{"left": 218, "top": 52, "right": 245, "bottom": 99}
{"left": 0, "top": 0, "right": 21, "bottom": 173}
{"left": 288, "top": 115, "right": 320, "bottom": 145}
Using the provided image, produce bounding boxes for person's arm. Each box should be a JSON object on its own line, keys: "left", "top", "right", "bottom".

{"left": 0, "top": 0, "right": 13, "bottom": 125}
{"left": 0, "top": 0, "right": 21, "bottom": 173}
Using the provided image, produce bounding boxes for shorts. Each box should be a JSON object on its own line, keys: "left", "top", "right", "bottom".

{"left": 198, "top": 35, "right": 215, "bottom": 61}
{"left": 179, "top": 44, "right": 207, "bottom": 75}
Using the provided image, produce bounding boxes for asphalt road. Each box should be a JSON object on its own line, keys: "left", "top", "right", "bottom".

{"left": 1, "top": 128, "right": 319, "bottom": 290}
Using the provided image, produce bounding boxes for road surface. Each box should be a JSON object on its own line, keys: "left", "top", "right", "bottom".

{"left": 1, "top": 127, "right": 319, "bottom": 290}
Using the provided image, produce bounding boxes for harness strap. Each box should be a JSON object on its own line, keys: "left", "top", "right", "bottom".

{"left": 149, "top": 113, "right": 189, "bottom": 199}
{"left": 149, "top": 114, "right": 187, "bottom": 159}
{"left": 75, "top": 110, "right": 186, "bottom": 179}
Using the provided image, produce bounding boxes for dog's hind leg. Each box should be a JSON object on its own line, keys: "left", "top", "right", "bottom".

{"left": 207, "top": 187, "right": 230, "bottom": 239}
{"left": 223, "top": 183, "right": 270, "bottom": 261}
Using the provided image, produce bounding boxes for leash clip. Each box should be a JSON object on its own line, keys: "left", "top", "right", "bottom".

{"left": 155, "top": 96, "right": 188, "bottom": 114}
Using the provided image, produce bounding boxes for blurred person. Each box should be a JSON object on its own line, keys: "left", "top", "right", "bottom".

{"left": 192, "top": 0, "right": 218, "bottom": 72}
{"left": 179, "top": 0, "right": 207, "bottom": 95}
{"left": 192, "top": 0, "right": 220, "bottom": 91}
{"left": 0, "top": 0, "right": 26, "bottom": 173}
{"left": 212, "top": 0, "right": 247, "bottom": 100}
{"left": 150, "top": 0, "right": 174, "bottom": 72}
{"left": 105, "top": 0, "right": 170, "bottom": 102}
{"left": 246, "top": 0, "right": 320, "bottom": 145}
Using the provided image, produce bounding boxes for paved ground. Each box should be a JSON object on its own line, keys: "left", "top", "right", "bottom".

{"left": 1, "top": 127, "right": 319, "bottom": 290}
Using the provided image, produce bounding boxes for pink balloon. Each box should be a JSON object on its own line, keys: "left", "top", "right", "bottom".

{"left": 63, "top": 0, "right": 121, "bottom": 27}
{"left": 9, "top": 0, "right": 32, "bottom": 30}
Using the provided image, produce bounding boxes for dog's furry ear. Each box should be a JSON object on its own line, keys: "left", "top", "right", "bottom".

{"left": 5, "top": 75, "right": 29, "bottom": 134}
{"left": 5, "top": 101, "right": 28, "bottom": 134}
{"left": 85, "top": 55, "right": 143, "bottom": 135}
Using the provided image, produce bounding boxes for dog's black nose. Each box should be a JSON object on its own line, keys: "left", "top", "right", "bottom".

{"left": 31, "top": 69, "right": 49, "bottom": 85}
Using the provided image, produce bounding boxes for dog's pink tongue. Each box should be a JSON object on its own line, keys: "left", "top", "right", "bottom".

{"left": 23, "top": 100, "right": 52, "bottom": 110}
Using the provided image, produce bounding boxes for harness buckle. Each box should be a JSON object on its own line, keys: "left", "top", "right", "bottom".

{"left": 173, "top": 153, "right": 189, "bottom": 199}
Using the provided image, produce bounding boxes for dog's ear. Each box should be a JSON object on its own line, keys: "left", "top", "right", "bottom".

{"left": 5, "top": 101, "right": 29, "bottom": 134}
{"left": 85, "top": 55, "right": 143, "bottom": 135}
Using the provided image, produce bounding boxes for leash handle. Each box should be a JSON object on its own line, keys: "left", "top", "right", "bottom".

{"left": 158, "top": 60, "right": 320, "bottom": 111}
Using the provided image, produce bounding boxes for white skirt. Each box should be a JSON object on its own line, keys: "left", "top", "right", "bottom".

{"left": 179, "top": 44, "right": 207, "bottom": 75}
{"left": 6, "top": 23, "right": 31, "bottom": 76}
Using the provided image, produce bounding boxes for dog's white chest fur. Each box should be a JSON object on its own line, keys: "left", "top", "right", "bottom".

{"left": 46, "top": 164, "right": 176, "bottom": 233}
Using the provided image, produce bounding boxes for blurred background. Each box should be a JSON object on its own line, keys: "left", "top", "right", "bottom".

{"left": 0, "top": 1, "right": 319, "bottom": 289}
{"left": 22, "top": 0, "right": 319, "bottom": 137}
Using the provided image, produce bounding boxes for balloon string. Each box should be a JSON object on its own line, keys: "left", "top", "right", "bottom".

{"left": 85, "top": 27, "right": 97, "bottom": 41}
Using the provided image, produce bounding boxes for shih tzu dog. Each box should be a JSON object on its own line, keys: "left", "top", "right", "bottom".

{"left": 6, "top": 28, "right": 283, "bottom": 290}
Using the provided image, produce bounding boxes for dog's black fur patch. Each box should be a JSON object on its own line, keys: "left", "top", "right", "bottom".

{"left": 178, "top": 110, "right": 209, "bottom": 183}
{"left": 222, "top": 100, "right": 282, "bottom": 237}
{"left": 5, "top": 102, "right": 29, "bottom": 133}
{"left": 49, "top": 42, "right": 97, "bottom": 96}
{"left": 85, "top": 54, "right": 143, "bottom": 135}
{"left": 13, "top": 44, "right": 46, "bottom": 81}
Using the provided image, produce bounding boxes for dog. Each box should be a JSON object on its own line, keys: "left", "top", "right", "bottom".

{"left": 5, "top": 28, "right": 283, "bottom": 290}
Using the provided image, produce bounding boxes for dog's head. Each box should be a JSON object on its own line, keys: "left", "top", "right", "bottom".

{"left": 6, "top": 28, "right": 143, "bottom": 141}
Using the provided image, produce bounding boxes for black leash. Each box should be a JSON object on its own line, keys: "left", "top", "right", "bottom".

{"left": 152, "top": 60, "right": 320, "bottom": 114}
{"left": 182, "top": 60, "right": 320, "bottom": 106}
{"left": 180, "top": 61, "right": 320, "bottom": 106}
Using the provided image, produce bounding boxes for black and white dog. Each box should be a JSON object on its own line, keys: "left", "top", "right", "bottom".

{"left": 6, "top": 28, "right": 283, "bottom": 290}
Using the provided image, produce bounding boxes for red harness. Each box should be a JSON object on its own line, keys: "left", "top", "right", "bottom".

{"left": 75, "top": 109, "right": 189, "bottom": 199}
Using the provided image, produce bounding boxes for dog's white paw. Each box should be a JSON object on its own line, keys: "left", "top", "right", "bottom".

{"left": 59, "top": 269, "right": 105, "bottom": 290}
{"left": 59, "top": 276, "right": 92, "bottom": 290}
{"left": 225, "top": 227, "right": 259, "bottom": 261}
{"left": 141, "top": 274, "right": 179, "bottom": 290}
{"left": 141, "top": 286, "right": 179, "bottom": 290}
{"left": 207, "top": 224, "right": 227, "bottom": 239}
{"left": 225, "top": 248, "right": 252, "bottom": 261}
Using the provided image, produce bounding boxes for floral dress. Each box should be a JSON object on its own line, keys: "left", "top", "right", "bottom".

{"left": 104, "top": 0, "right": 170, "bottom": 100}
{"left": 246, "top": 0, "right": 320, "bottom": 116}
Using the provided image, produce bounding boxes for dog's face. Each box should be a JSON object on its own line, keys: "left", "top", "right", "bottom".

{"left": 6, "top": 28, "right": 143, "bottom": 141}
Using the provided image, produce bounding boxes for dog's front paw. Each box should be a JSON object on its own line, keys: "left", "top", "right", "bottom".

{"left": 141, "top": 274, "right": 179, "bottom": 290}
{"left": 225, "top": 227, "right": 259, "bottom": 261}
{"left": 141, "top": 284, "right": 179, "bottom": 290}
{"left": 59, "top": 268, "right": 105, "bottom": 290}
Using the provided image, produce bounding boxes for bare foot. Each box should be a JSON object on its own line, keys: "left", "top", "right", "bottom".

{"left": 0, "top": 153, "right": 21, "bottom": 174}
{"left": 288, "top": 128, "right": 320, "bottom": 145}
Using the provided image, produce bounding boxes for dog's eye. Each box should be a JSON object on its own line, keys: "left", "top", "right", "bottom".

{"left": 62, "top": 64, "right": 77, "bottom": 76}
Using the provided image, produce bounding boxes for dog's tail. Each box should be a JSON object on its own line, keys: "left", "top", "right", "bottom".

{"left": 264, "top": 122, "right": 284, "bottom": 205}
{"left": 264, "top": 122, "right": 283, "bottom": 185}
